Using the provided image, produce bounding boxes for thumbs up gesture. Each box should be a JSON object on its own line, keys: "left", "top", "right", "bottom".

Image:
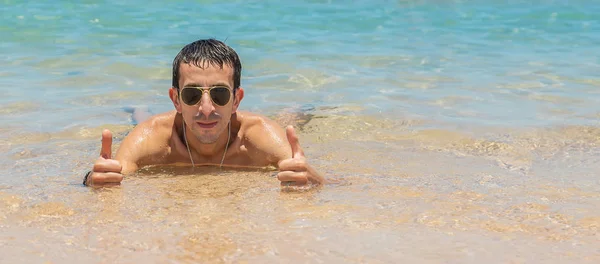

{"left": 84, "top": 129, "right": 123, "bottom": 186}
{"left": 277, "top": 126, "right": 324, "bottom": 187}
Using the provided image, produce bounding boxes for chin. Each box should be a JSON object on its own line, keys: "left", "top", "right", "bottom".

{"left": 198, "top": 137, "right": 218, "bottom": 144}
{"left": 193, "top": 131, "right": 219, "bottom": 144}
{"left": 193, "top": 125, "right": 224, "bottom": 144}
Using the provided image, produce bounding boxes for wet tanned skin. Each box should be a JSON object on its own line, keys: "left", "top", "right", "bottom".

{"left": 88, "top": 63, "right": 325, "bottom": 188}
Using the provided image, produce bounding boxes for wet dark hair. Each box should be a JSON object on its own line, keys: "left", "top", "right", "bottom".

{"left": 172, "top": 39, "right": 242, "bottom": 93}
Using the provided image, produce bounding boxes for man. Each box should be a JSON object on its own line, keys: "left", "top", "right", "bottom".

{"left": 84, "top": 39, "right": 325, "bottom": 187}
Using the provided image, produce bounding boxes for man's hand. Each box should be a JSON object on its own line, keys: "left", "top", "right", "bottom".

{"left": 277, "top": 126, "right": 324, "bottom": 187}
{"left": 85, "top": 129, "right": 123, "bottom": 186}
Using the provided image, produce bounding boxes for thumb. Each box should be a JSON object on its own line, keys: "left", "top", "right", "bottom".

{"left": 100, "top": 129, "right": 113, "bottom": 159}
{"left": 286, "top": 125, "right": 304, "bottom": 158}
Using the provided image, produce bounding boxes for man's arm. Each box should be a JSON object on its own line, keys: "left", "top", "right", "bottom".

{"left": 244, "top": 116, "right": 325, "bottom": 186}
{"left": 114, "top": 114, "right": 174, "bottom": 174}
{"left": 243, "top": 115, "right": 292, "bottom": 166}
{"left": 277, "top": 125, "right": 325, "bottom": 186}
{"left": 85, "top": 129, "right": 128, "bottom": 186}
{"left": 86, "top": 114, "right": 169, "bottom": 186}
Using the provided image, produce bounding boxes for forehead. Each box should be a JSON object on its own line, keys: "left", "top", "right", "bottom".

{"left": 178, "top": 62, "right": 234, "bottom": 87}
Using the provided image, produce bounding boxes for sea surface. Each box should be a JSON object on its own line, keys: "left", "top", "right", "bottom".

{"left": 1, "top": 1, "right": 599, "bottom": 263}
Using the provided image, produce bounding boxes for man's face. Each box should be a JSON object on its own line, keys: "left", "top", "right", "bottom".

{"left": 175, "top": 62, "right": 239, "bottom": 144}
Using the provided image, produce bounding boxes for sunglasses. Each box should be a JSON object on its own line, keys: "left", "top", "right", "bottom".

{"left": 179, "top": 86, "right": 232, "bottom": 106}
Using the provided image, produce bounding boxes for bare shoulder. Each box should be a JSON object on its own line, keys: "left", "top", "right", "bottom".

{"left": 238, "top": 111, "right": 284, "bottom": 140}
{"left": 115, "top": 110, "right": 177, "bottom": 171}
{"left": 126, "top": 110, "right": 176, "bottom": 142}
{"left": 236, "top": 111, "right": 291, "bottom": 163}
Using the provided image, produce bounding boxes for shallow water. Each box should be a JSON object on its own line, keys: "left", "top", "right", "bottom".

{"left": 2, "top": 1, "right": 600, "bottom": 263}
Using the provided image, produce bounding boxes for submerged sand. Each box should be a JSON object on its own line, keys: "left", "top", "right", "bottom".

{"left": 1, "top": 108, "right": 599, "bottom": 263}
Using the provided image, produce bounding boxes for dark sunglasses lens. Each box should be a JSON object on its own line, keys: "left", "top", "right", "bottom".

{"left": 181, "top": 88, "right": 202, "bottom": 105}
{"left": 210, "top": 87, "right": 231, "bottom": 106}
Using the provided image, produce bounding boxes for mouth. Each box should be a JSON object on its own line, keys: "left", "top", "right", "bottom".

{"left": 196, "top": 121, "right": 218, "bottom": 129}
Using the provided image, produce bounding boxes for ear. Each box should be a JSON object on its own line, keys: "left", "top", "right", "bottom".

{"left": 232, "top": 87, "right": 244, "bottom": 113}
{"left": 169, "top": 87, "right": 182, "bottom": 113}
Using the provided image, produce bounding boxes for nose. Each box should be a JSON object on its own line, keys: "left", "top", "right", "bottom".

{"left": 199, "top": 91, "right": 215, "bottom": 118}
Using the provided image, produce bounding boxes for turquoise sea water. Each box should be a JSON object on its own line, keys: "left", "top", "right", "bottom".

{"left": 1, "top": 1, "right": 600, "bottom": 263}
{"left": 2, "top": 1, "right": 599, "bottom": 130}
